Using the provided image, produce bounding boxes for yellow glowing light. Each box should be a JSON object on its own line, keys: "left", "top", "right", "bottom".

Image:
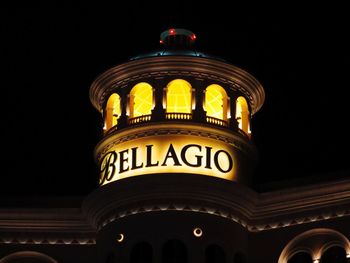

{"left": 130, "top": 82, "right": 153, "bottom": 118}
{"left": 105, "top": 93, "right": 121, "bottom": 131}
{"left": 99, "top": 134, "right": 236, "bottom": 186}
{"left": 236, "top": 96, "right": 250, "bottom": 135}
{"left": 205, "top": 84, "right": 228, "bottom": 120}
{"left": 166, "top": 79, "right": 192, "bottom": 113}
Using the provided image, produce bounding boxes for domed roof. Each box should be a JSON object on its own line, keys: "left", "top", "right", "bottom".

{"left": 129, "top": 48, "right": 226, "bottom": 62}
{"left": 130, "top": 28, "right": 226, "bottom": 62}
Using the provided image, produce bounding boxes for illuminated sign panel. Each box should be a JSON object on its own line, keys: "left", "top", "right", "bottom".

{"left": 99, "top": 135, "right": 236, "bottom": 186}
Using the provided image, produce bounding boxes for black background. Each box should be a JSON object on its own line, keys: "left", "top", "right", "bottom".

{"left": 2, "top": 4, "right": 350, "bottom": 197}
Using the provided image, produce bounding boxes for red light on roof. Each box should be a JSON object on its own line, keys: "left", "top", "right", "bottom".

{"left": 169, "top": 29, "right": 175, "bottom": 34}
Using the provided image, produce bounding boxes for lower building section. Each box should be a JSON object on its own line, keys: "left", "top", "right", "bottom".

{"left": 1, "top": 212, "right": 349, "bottom": 263}
{"left": 94, "top": 211, "right": 350, "bottom": 263}
{"left": 1, "top": 176, "right": 350, "bottom": 263}
{"left": 97, "top": 211, "right": 248, "bottom": 263}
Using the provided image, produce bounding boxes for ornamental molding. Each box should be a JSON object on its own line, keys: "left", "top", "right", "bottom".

{"left": 0, "top": 236, "right": 96, "bottom": 245}
{"left": 89, "top": 56, "right": 265, "bottom": 114}
{"left": 94, "top": 123, "right": 257, "bottom": 162}
{"left": 0, "top": 208, "right": 96, "bottom": 245}
{"left": 83, "top": 175, "right": 350, "bottom": 233}
{"left": 96, "top": 200, "right": 350, "bottom": 233}
{"left": 101, "top": 70, "right": 249, "bottom": 107}
{"left": 1, "top": 177, "right": 350, "bottom": 245}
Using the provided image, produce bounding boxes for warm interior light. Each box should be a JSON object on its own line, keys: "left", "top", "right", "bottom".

{"left": 130, "top": 82, "right": 153, "bottom": 118}
{"left": 166, "top": 79, "right": 192, "bottom": 113}
{"left": 159, "top": 39, "right": 164, "bottom": 44}
{"left": 205, "top": 84, "right": 227, "bottom": 120}
{"left": 236, "top": 96, "right": 250, "bottom": 135}
{"left": 192, "top": 34, "right": 196, "bottom": 40}
{"left": 98, "top": 134, "right": 236, "bottom": 186}
{"left": 106, "top": 93, "right": 121, "bottom": 131}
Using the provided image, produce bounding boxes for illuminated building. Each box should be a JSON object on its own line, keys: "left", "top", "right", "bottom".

{"left": 1, "top": 29, "right": 350, "bottom": 263}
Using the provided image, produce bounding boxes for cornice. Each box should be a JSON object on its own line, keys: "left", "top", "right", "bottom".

{"left": 83, "top": 174, "right": 350, "bottom": 233}
{"left": 0, "top": 208, "right": 96, "bottom": 245}
{"left": 1, "top": 176, "right": 350, "bottom": 245}
{"left": 94, "top": 122, "right": 257, "bottom": 162}
{"left": 257, "top": 178, "right": 350, "bottom": 215}
{"left": 89, "top": 56, "right": 265, "bottom": 114}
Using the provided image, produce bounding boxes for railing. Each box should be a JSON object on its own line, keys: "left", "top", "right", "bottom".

{"left": 104, "top": 124, "right": 118, "bottom": 135}
{"left": 128, "top": 114, "right": 152, "bottom": 124}
{"left": 165, "top": 112, "right": 193, "bottom": 120}
{"left": 237, "top": 128, "right": 251, "bottom": 139}
{"left": 206, "top": 116, "right": 228, "bottom": 127}
{"left": 107, "top": 113, "right": 250, "bottom": 140}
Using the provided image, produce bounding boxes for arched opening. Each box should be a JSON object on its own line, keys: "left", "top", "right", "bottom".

{"left": 235, "top": 96, "right": 250, "bottom": 136}
{"left": 233, "top": 252, "right": 247, "bottom": 263}
{"left": 105, "top": 93, "right": 121, "bottom": 131}
{"left": 162, "top": 239, "right": 187, "bottom": 263}
{"left": 130, "top": 242, "right": 153, "bottom": 263}
{"left": 0, "top": 251, "right": 57, "bottom": 263}
{"left": 205, "top": 84, "right": 228, "bottom": 126}
{"left": 205, "top": 244, "right": 226, "bottom": 263}
{"left": 278, "top": 228, "right": 350, "bottom": 263}
{"left": 166, "top": 79, "right": 192, "bottom": 119}
{"left": 129, "top": 82, "right": 153, "bottom": 122}
{"left": 321, "top": 246, "right": 347, "bottom": 263}
{"left": 287, "top": 252, "right": 313, "bottom": 263}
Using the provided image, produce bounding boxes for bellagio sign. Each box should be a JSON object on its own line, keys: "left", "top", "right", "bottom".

{"left": 98, "top": 135, "right": 236, "bottom": 186}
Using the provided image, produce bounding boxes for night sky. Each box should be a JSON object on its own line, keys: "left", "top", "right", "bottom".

{"left": 2, "top": 5, "right": 350, "bottom": 197}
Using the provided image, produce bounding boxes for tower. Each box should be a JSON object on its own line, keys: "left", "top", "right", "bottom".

{"left": 84, "top": 28, "right": 265, "bottom": 262}
{"left": 1, "top": 28, "right": 350, "bottom": 263}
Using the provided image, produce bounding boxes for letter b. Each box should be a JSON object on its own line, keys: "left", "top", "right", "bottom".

{"left": 99, "top": 151, "right": 117, "bottom": 185}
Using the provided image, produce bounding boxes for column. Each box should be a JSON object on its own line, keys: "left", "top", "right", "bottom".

{"left": 192, "top": 79, "right": 206, "bottom": 122}
{"left": 118, "top": 88, "right": 128, "bottom": 129}
{"left": 229, "top": 94, "right": 238, "bottom": 131}
{"left": 151, "top": 78, "right": 166, "bottom": 121}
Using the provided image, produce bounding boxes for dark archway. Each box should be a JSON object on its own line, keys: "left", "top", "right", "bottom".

{"left": 205, "top": 244, "right": 226, "bottom": 263}
{"left": 233, "top": 252, "right": 247, "bottom": 263}
{"left": 130, "top": 242, "right": 153, "bottom": 263}
{"left": 162, "top": 239, "right": 187, "bottom": 263}
{"left": 288, "top": 252, "right": 313, "bottom": 263}
{"left": 321, "top": 246, "right": 347, "bottom": 263}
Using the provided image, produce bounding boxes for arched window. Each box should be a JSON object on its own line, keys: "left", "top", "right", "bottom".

{"left": 287, "top": 252, "right": 312, "bottom": 263}
{"left": 235, "top": 96, "right": 250, "bottom": 135}
{"left": 205, "top": 84, "right": 228, "bottom": 121}
{"left": 130, "top": 242, "right": 153, "bottom": 263}
{"left": 105, "top": 93, "right": 121, "bottom": 131}
{"left": 129, "top": 82, "right": 153, "bottom": 119}
{"left": 205, "top": 244, "right": 226, "bottom": 263}
{"left": 321, "top": 246, "right": 347, "bottom": 263}
{"left": 233, "top": 252, "right": 247, "bottom": 263}
{"left": 162, "top": 239, "right": 187, "bottom": 263}
{"left": 166, "top": 79, "right": 192, "bottom": 114}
